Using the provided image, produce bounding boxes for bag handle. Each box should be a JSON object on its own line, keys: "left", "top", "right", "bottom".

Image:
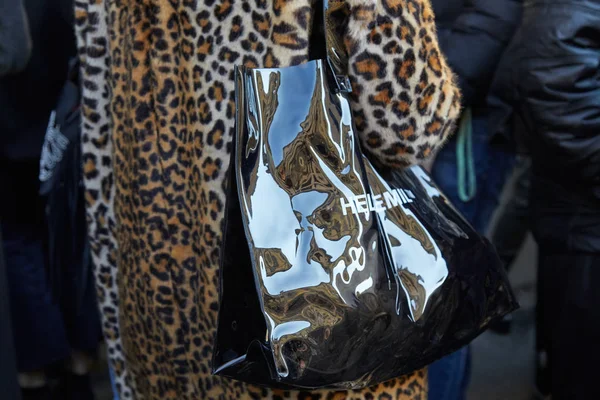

{"left": 318, "top": 0, "right": 352, "bottom": 93}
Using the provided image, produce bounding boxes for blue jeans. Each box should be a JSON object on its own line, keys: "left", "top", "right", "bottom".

{"left": 428, "top": 114, "right": 514, "bottom": 399}
{"left": 2, "top": 220, "right": 102, "bottom": 372}
{"left": 428, "top": 347, "right": 471, "bottom": 400}
{"left": 2, "top": 221, "right": 71, "bottom": 371}
{"left": 109, "top": 363, "right": 120, "bottom": 400}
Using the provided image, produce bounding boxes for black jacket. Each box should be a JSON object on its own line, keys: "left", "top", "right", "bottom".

{"left": 0, "top": 0, "right": 32, "bottom": 77}
{"left": 0, "top": 0, "right": 75, "bottom": 222}
{"left": 489, "top": 0, "right": 600, "bottom": 202}
{"left": 430, "top": 0, "right": 523, "bottom": 109}
{"left": 0, "top": 0, "right": 75, "bottom": 160}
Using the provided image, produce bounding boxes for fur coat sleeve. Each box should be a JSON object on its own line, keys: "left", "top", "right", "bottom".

{"left": 345, "top": 0, "right": 461, "bottom": 168}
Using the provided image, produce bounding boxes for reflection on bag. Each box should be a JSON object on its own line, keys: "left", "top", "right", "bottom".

{"left": 212, "top": 59, "right": 518, "bottom": 390}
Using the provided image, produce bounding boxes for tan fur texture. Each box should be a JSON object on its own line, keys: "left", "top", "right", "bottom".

{"left": 75, "top": 0, "right": 136, "bottom": 397}
{"left": 345, "top": 0, "right": 460, "bottom": 167}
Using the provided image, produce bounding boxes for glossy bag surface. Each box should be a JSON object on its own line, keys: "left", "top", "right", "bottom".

{"left": 212, "top": 60, "right": 518, "bottom": 390}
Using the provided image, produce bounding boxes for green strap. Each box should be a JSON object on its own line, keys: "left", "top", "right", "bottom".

{"left": 456, "top": 107, "right": 476, "bottom": 202}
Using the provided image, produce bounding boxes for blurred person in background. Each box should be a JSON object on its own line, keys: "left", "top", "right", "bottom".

{"left": 489, "top": 0, "right": 600, "bottom": 398}
{"left": 425, "top": 0, "right": 523, "bottom": 399}
{"left": 0, "top": 0, "right": 102, "bottom": 399}
{"left": 1, "top": 1, "right": 32, "bottom": 399}
{"left": 486, "top": 155, "right": 532, "bottom": 334}
{"left": 428, "top": 0, "right": 523, "bottom": 233}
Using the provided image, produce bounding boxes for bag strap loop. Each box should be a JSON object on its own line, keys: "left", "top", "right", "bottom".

{"left": 456, "top": 108, "right": 477, "bottom": 202}
{"left": 314, "top": 0, "right": 352, "bottom": 93}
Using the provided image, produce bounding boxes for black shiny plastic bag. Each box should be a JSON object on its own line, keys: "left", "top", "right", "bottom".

{"left": 212, "top": 58, "right": 518, "bottom": 390}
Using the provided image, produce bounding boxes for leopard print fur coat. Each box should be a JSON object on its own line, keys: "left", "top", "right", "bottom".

{"left": 76, "top": 0, "right": 460, "bottom": 398}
